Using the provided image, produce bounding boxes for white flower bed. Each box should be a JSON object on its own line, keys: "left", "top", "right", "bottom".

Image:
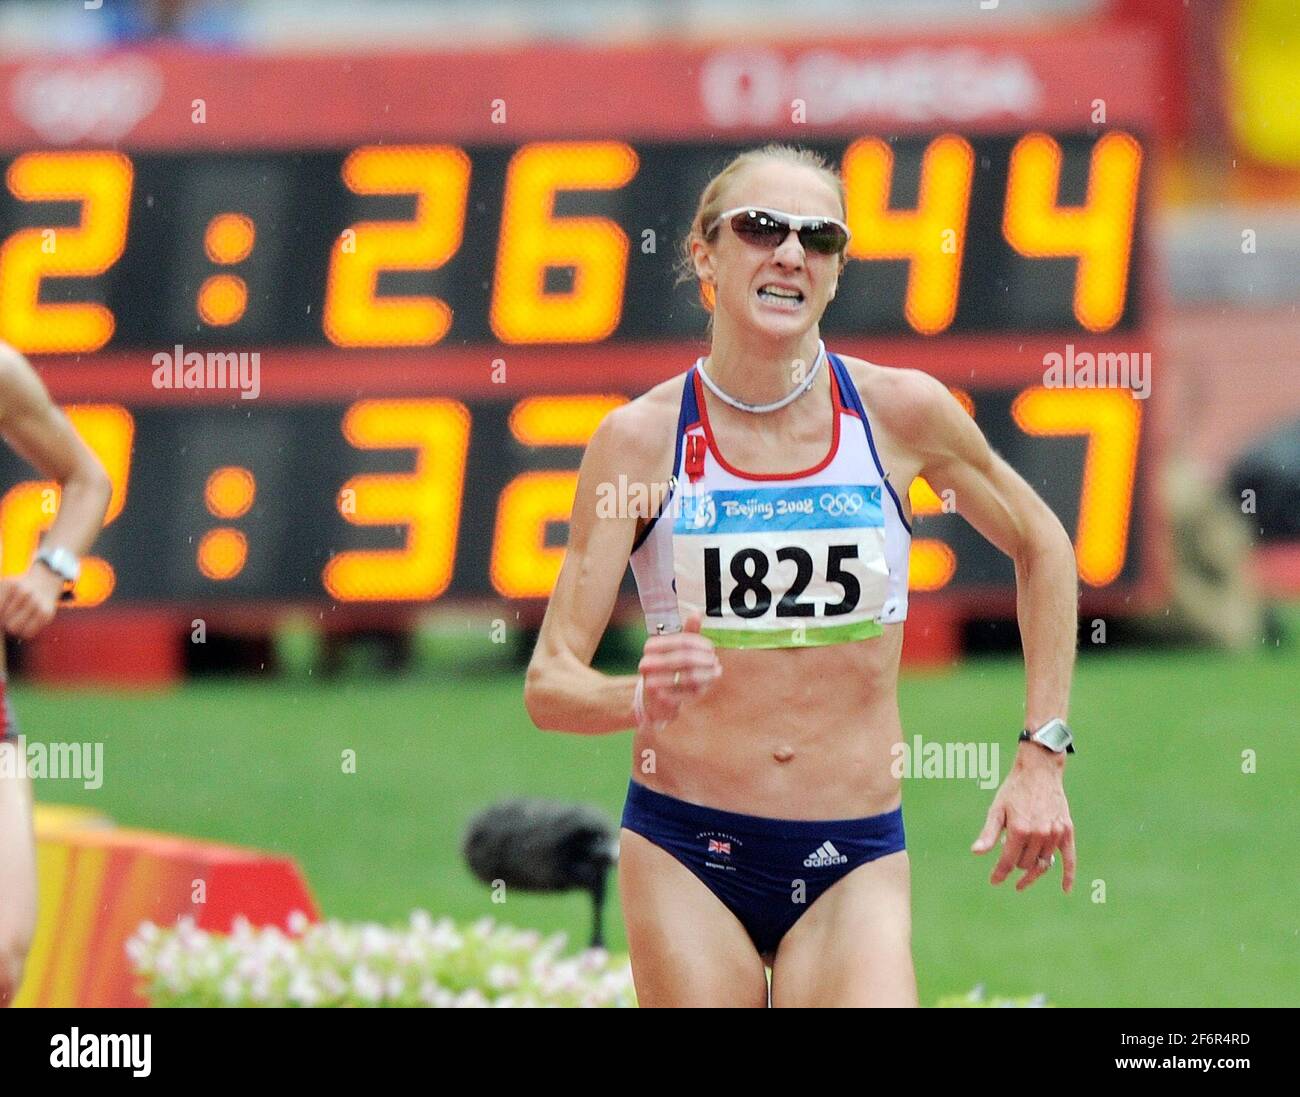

{"left": 126, "top": 912, "right": 637, "bottom": 1007}
{"left": 127, "top": 914, "right": 1049, "bottom": 1008}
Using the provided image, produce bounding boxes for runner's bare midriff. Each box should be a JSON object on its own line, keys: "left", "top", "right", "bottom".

{"left": 629, "top": 626, "right": 905, "bottom": 820}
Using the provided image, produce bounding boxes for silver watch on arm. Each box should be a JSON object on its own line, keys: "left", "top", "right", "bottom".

{"left": 34, "top": 543, "right": 81, "bottom": 602}
{"left": 1019, "top": 717, "right": 1075, "bottom": 755}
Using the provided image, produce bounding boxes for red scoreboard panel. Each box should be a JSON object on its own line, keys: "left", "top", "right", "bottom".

{"left": 0, "top": 31, "right": 1166, "bottom": 619}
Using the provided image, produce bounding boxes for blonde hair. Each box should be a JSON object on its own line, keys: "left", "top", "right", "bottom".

{"left": 675, "top": 144, "right": 848, "bottom": 310}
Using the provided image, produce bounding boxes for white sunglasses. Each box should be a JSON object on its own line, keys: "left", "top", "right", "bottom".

{"left": 707, "top": 206, "right": 852, "bottom": 254}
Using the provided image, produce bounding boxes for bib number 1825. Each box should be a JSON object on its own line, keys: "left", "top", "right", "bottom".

{"left": 702, "top": 544, "right": 861, "bottom": 619}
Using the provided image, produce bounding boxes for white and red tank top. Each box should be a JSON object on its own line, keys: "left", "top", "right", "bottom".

{"left": 628, "top": 343, "right": 912, "bottom": 648}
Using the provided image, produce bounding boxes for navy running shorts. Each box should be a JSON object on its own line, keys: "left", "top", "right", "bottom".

{"left": 620, "top": 777, "right": 905, "bottom": 957}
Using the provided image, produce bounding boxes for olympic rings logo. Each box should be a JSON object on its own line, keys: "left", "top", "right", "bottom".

{"left": 819, "top": 491, "right": 863, "bottom": 516}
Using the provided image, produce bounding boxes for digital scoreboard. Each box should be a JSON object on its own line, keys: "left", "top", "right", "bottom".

{"left": 0, "top": 35, "right": 1164, "bottom": 616}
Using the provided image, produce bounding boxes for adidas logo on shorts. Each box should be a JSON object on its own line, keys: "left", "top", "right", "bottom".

{"left": 803, "top": 841, "right": 848, "bottom": 867}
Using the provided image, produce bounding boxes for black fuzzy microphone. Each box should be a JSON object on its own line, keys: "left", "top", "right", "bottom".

{"left": 461, "top": 799, "right": 619, "bottom": 948}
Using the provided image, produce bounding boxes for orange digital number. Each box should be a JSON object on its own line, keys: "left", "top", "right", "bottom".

{"left": 1012, "top": 387, "right": 1141, "bottom": 586}
{"left": 906, "top": 388, "right": 972, "bottom": 591}
{"left": 1003, "top": 132, "right": 1142, "bottom": 333}
{"left": 0, "top": 404, "right": 134, "bottom": 605}
{"left": 0, "top": 152, "right": 134, "bottom": 354}
{"left": 843, "top": 135, "right": 974, "bottom": 335}
{"left": 490, "top": 395, "right": 626, "bottom": 598}
{"left": 490, "top": 142, "right": 639, "bottom": 344}
{"left": 323, "top": 399, "right": 471, "bottom": 601}
{"left": 323, "top": 146, "right": 472, "bottom": 347}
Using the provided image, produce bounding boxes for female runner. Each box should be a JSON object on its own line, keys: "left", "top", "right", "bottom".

{"left": 524, "top": 146, "right": 1078, "bottom": 1007}
{"left": 0, "top": 340, "right": 112, "bottom": 1005}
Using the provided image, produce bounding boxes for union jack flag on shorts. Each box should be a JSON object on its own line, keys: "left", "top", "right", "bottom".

{"left": 708, "top": 839, "right": 730, "bottom": 855}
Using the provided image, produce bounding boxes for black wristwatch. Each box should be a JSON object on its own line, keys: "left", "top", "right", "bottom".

{"left": 1019, "top": 717, "right": 1075, "bottom": 754}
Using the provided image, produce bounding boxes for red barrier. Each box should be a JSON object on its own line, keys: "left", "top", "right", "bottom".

{"left": 24, "top": 610, "right": 183, "bottom": 687}
{"left": 16, "top": 816, "right": 318, "bottom": 1007}
{"left": 900, "top": 600, "right": 961, "bottom": 667}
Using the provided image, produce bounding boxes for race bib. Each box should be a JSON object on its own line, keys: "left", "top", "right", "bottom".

{"left": 672, "top": 483, "right": 890, "bottom": 648}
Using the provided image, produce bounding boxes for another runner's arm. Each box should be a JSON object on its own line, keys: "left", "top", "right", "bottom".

{"left": 0, "top": 341, "right": 112, "bottom": 559}
{"left": 903, "top": 371, "right": 1078, "bottom": 742}
{"left": 0, "top": 342, "right": 113, "bottom": 636}
{"left": 523, "top": 403, "right": 651, "bottom": 734}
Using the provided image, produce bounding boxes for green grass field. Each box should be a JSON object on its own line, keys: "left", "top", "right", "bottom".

{"left": 15, "top": 623, "right": 1298, "bottom": 1008}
